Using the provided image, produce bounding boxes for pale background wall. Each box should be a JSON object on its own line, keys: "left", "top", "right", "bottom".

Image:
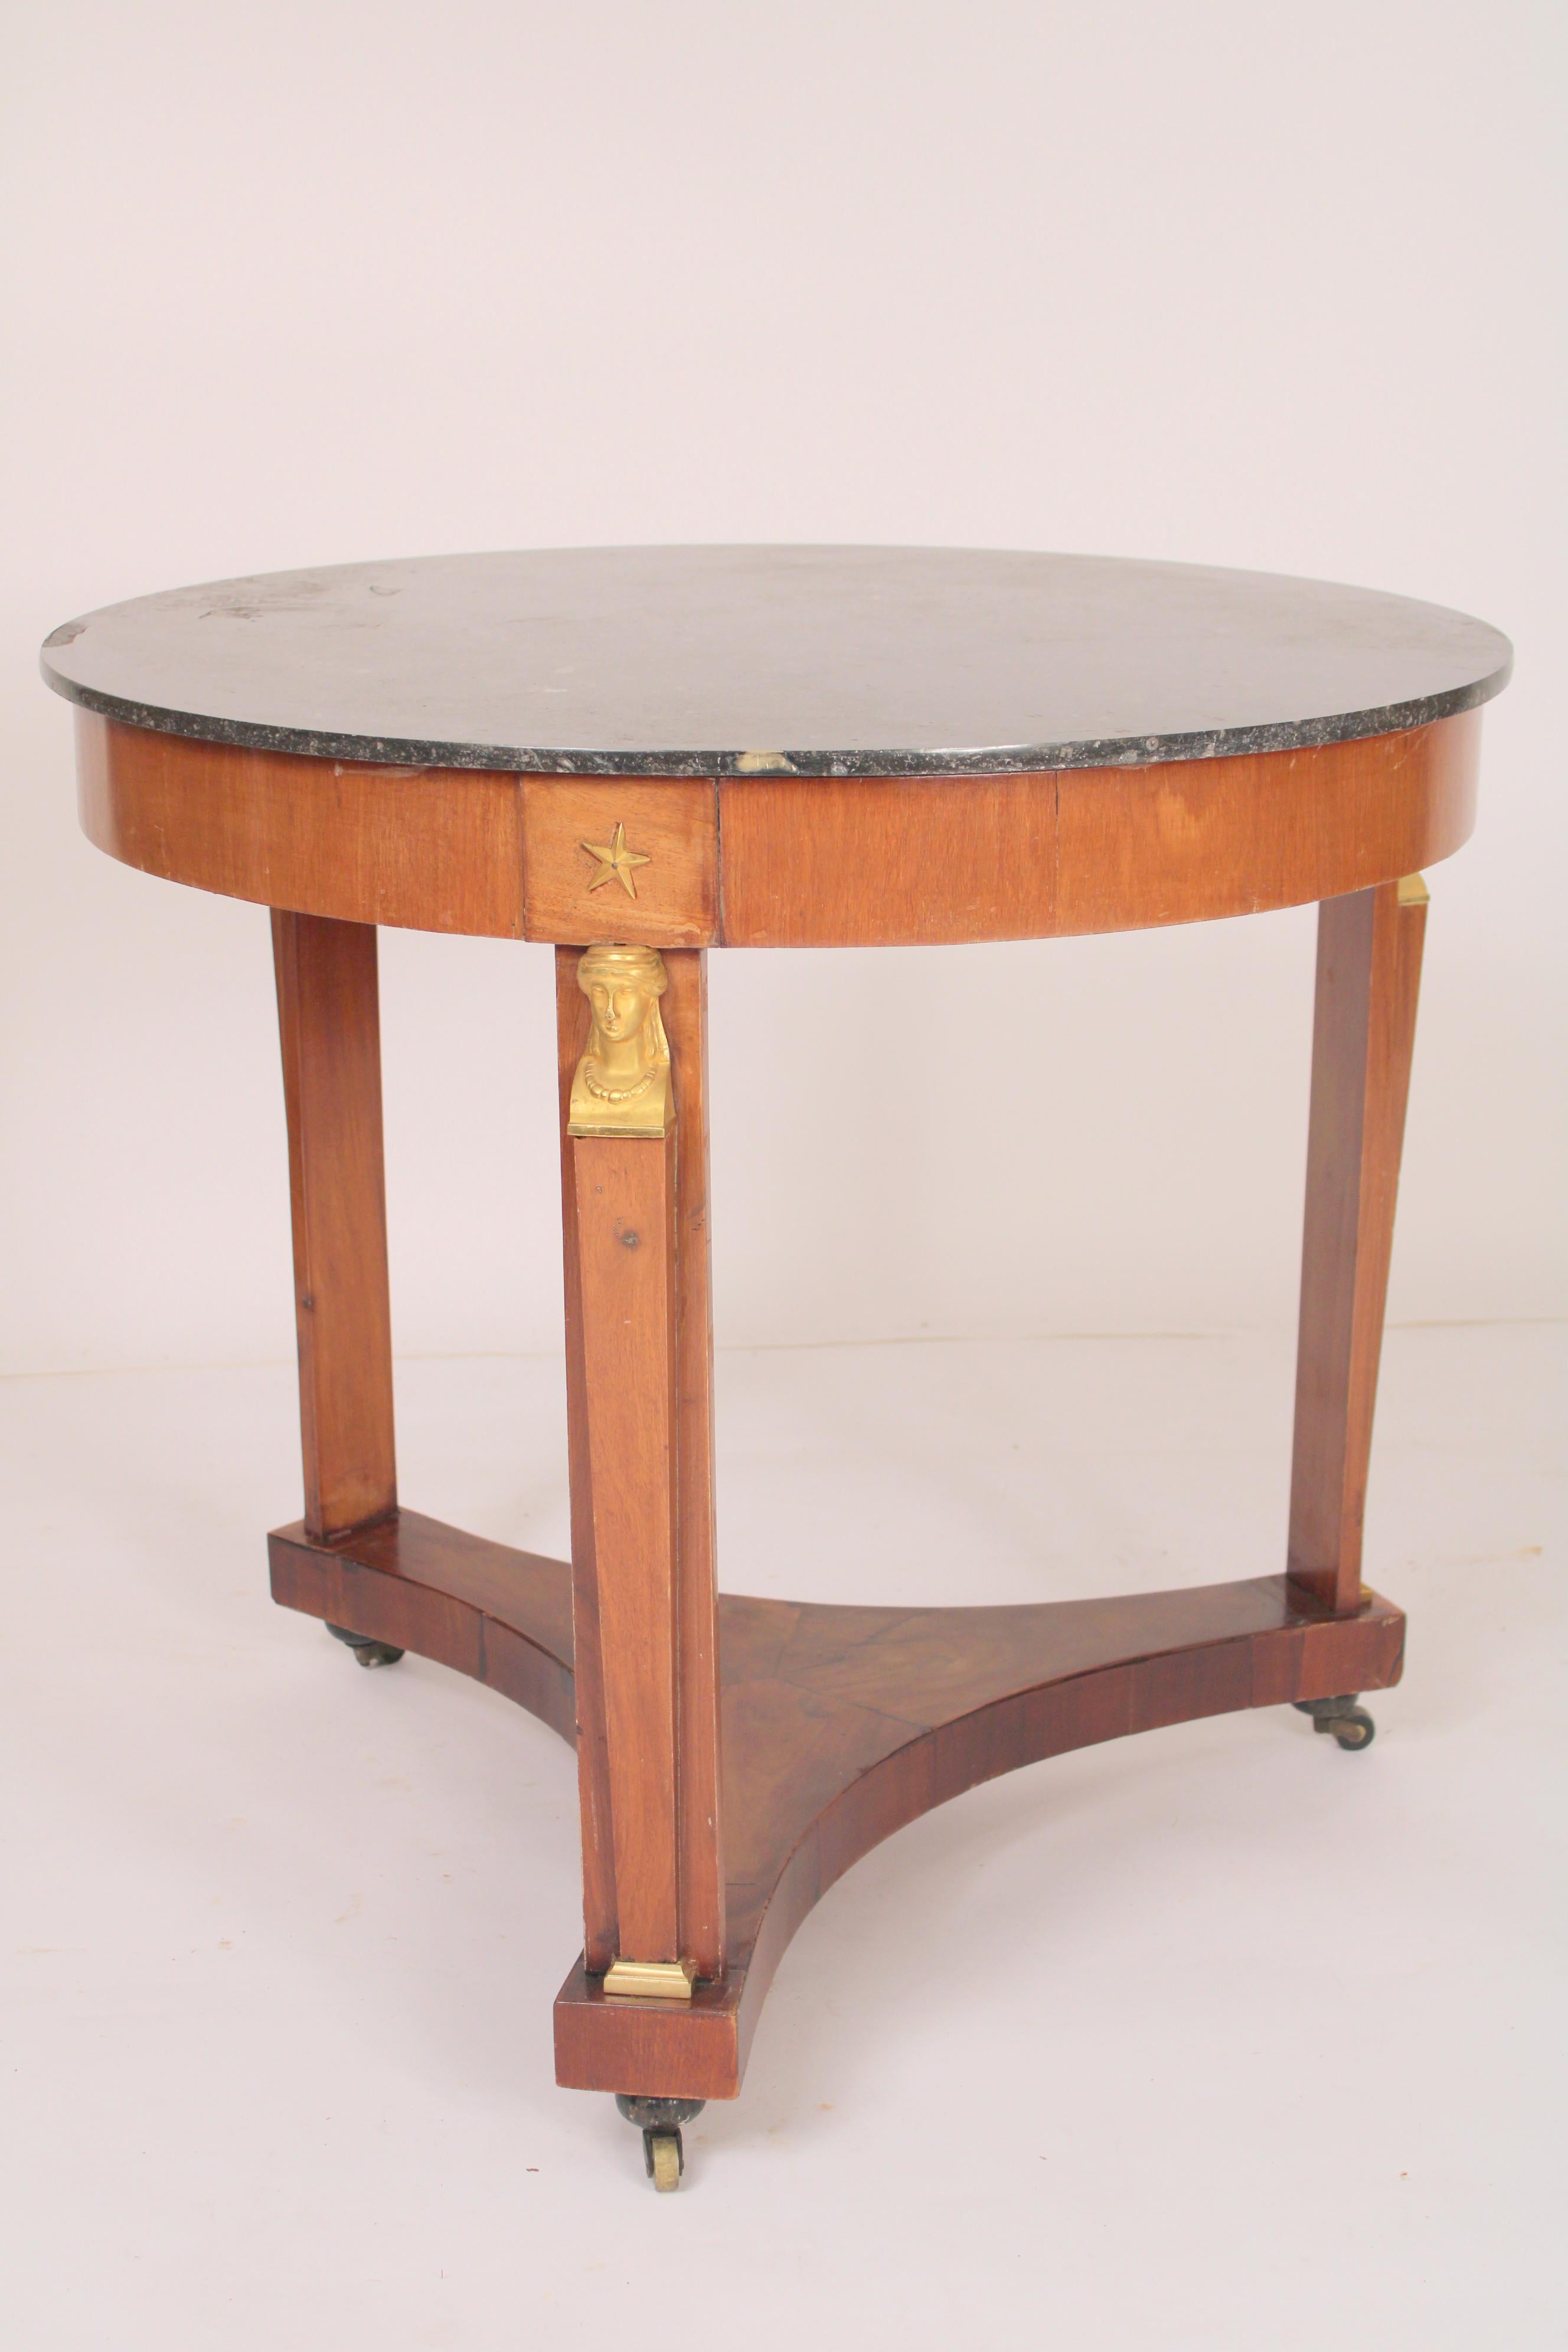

{"left": 2, "top": 0, "right": 1562, "bottom": 1378}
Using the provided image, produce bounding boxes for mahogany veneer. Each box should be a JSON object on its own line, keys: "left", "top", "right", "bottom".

{"left": 270, "top": 1511, "right": 1404, "bottom": 2099}
{"left": 76, "top": 707, "right": 1480, "bottom": 946}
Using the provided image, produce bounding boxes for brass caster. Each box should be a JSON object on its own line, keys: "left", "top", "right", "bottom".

{"left": 325, "top": 1621, "right": 406, "bottom": 1670}
{"left": 615, "top": 2093, "right": 704, "bottom": 2192}
{"left": 1293, "top": 1695, "right": 1376, "bottom": 1751}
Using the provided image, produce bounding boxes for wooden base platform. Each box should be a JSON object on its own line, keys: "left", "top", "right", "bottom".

{"left": 270, "top": 1509, "right": 1405, "bottom": 2102}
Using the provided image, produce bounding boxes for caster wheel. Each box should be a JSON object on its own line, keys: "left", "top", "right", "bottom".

{"left": 615, "top": 2093, "right": 704, "bottom": 2192}
{"left": 325, "top": 1622, "right": 406, "bottom": 1669}
{"left": 1292, "top": 1695, "right": 1376, "bottom": 1750}
{"left": 648, "top": 2130, "right": 683, "bottom": 2192}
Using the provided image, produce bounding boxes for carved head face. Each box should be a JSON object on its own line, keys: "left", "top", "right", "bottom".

{"left": 579, "top": 943, "right": 668, "bottom": 1048}
{"left": 589, "top": 977, "right": 645, "bottom": 1041}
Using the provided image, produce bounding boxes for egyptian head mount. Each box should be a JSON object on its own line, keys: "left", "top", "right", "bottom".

{"left": 567, "top": 943, "right": 674, "bottom": 1139}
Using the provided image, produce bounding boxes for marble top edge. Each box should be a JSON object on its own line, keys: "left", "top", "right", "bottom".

{"left": 43, "top": 667, "right": 1509, "bottom": 776}
{"left": 40, "top": 545, "right": 1514, "bottom": 775}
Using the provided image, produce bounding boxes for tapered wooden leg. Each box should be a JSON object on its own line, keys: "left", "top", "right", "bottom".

{"left": 575, "top": 1120, "right": 681, "bottom": 1962}
{"left": 556, "top": 946, "right": 724, "bottom": 1986}
{"left": 272, "top": 910, "right": 397, "bottom": 1540}
{"left": 1288, "top": 877, "right": 1427, "bottom": 1613}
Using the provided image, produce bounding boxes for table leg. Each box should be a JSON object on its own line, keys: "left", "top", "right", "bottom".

{"left": 1288, "top": 877, "right": 1428, "bottom": 1615}
{"left": 272, "top": 910, "right": 397, "bottom": 1541}
{"left": 555, "top": 945, "right": 724, "bottom": 1991}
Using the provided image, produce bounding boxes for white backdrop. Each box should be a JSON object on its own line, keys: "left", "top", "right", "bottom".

{"left": 3, "top": 0, "right": 1562, "bottom": 1377}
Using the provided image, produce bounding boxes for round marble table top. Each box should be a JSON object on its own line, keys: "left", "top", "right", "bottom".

{"left": 41, "top": 545, "right": 1511, "bottom": 780}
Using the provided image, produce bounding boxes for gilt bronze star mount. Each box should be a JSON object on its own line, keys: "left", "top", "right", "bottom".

{"left": 581, "top": 821, "right": 652, "bottom": 899}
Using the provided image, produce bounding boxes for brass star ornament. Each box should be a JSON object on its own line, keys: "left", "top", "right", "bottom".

{"left": 581, "top": 821, "right": 652, "bottom": 899}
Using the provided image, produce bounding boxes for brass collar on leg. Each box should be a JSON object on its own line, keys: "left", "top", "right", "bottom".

{"left": 603, "top": 1958, "right": 697, "bottom": 2002}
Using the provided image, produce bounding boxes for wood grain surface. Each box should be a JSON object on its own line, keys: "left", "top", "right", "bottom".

{"left": 269, "top": 1513, "right": 1406, "bottom": 2101}
{"left": 81, "top": 714, "right": 524, "bottom": 936}
{"left": 271, "top": 912, "right": 397, "bottom": 1538}
{"left": 554, "top": 954, "right": 618, "bottom": 1972}
{"left": 1288, "top": 880, "right": 1428, "bottom": 1612}
{"left": 1054, "top": 713, "right": 1475, "bottom": 935}
{"left": 521, "top": 779, "right": 717, "bottom": 945}
{"left": 715, "top": 771, "right": 1059, "bottom": 946}
{"left": 662, "top": 951, "right": 726, "bottom": 1981}
{"left": 713, "top": 716, "right": 1475, "bottom": 945}
{"left": 571, "top": 1129, "right": 682, "bottom": 1964}
{"left": 77, "top": 708, "right": 1481, "bottom": 947}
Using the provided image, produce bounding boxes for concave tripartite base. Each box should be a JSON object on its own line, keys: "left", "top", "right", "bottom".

{"left": 270, "top": 1510, "right": 1403, "bottom": 2102}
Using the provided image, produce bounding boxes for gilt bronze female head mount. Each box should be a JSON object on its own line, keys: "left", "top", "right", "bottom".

{"left": 567, "top": 943, "right": 673, "bottom": 1139}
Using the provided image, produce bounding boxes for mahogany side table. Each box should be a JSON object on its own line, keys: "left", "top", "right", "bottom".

{"left": 43, "top": 547, "right": 1511, "bottom": 2191}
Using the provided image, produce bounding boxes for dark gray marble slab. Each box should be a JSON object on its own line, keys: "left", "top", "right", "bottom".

{"left": 40, "top": 546, "right": 1511, "bottom": 778}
